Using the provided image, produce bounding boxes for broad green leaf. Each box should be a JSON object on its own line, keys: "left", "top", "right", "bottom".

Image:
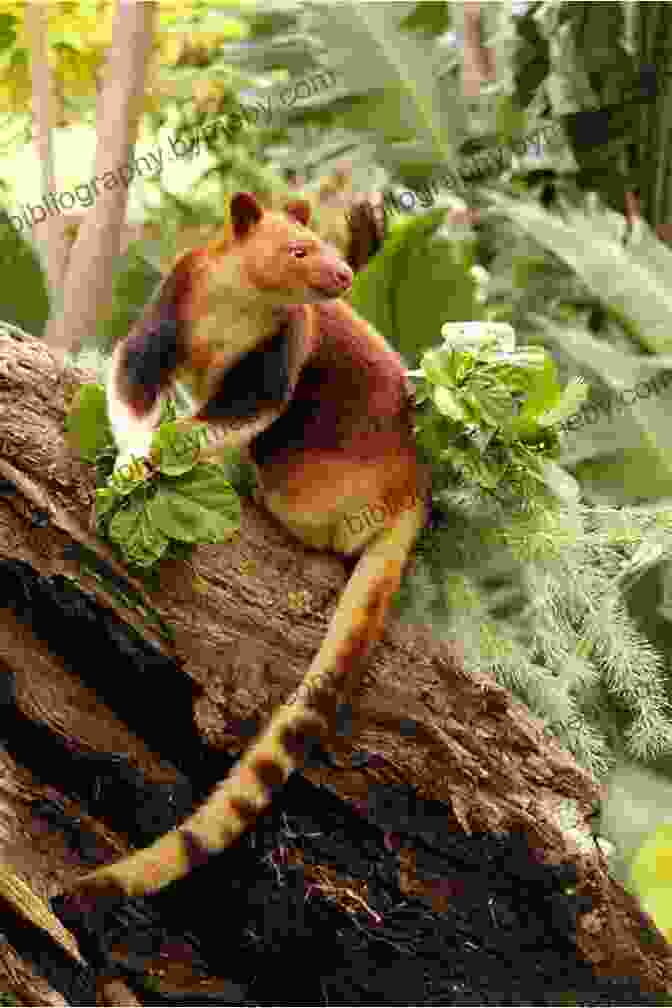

{"left": 96, "top": 244, "right": 162, "bottom": 353}
{"left": 540, "top": 320, "right": 672, "bottom": 502}
{"left": 400, "top": 2, "right": 450, "bottom": 37}
{"left": 299, "top": 2, "right": 461, "bottom": 167}
{"left": 351, "top": 210, "right": 482, "bottom": 364}
{"left": 65, "top": 383, "right": 114, "bottom": 462}
{"left": 0, "top": 14, "right": 17, "bottom": 50}
{"left": 147, "top": 464, "right": 241, "bottom": 545}
{"left": 152, "top": 421, "right": 205, "bottom": 477}
{"left": 95, "top": 486, "right": 120, "bottom": 520}
{"left": 538, "top": 377, "right": 589, "bottom": 428}
{"left": 109, "top": 498, "right": 170, "bottom": 568}
{"left": 350, "top": 212, "right": 428, "bottom": 353}
{"left": 422, "top": 346, "right": 456, "bottom": 386}
{"left": 394, "top": 219, "right": 483, "bottom": 365}
{"left": 468, "top": 378, "right": 514, "bottom": 428}
{"left": 510, "top": 5, "right": 550, "bottom": 113}
{"left": 432, "top": 385, "right": 464, "bottom": 421}
{"left": 487, "top": 192, "right": 672, "bottom": 354}
{"left": 451, "top": 350, "right": 476, "bottom": 386}
{"left": 507, "top": 348, "right": 562, "bottom": 437}
{"left": 0, "top": 211, "right": 49, "bottom": 338}
{"left": 538, "top": 459, "right": 581, "bottom": 506}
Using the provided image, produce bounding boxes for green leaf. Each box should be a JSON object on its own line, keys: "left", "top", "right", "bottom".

{"left": 488, "top": 193, "right": 672, "bottom": 354}
{"left": 538, "top": 459, "right": 581, "bottom": 506}
{"left": 299, "top": 3, "right": 461, "bottom": 165}
{"left": 95, "top": 486, "right": 121, "bottom": 520}
{"left": 494, "top": 94, "right": 527, "bottom": 147}
{"left": 152, "top": 421, "right": 205, "bottom": 477}
{"left": 147, "top": 464, "right": 241, "bottom": 545}
{"left": 109, "top": 498, "right": 170, "bottom": 568}
{"left": 422, "top": 346, "right": 456, "bottom": 386}
{"left": 538, "top": 377, "right": 589, "bottom": 428}
{"left": 95, "top": 244, "right": 162, "bottom": 353}
{"left": 469, "top": 377, "right": 515, "bottom": 428}
{"left": 0, "top": 14, "right": 17, "bottom": 50}
{"left": 512, "top": 6, "right": 550, "bottom": 112}
{"left": 432, "top": 385, "right": 465, "bottom": 421}
{"left": 507, "top": 347, "right": 563, "bottom": 438}
{"left": 394, "top": 220, "right": 483, "bottom": 365}
{"left": 0, "top": 211, "right": 49, "bottom": 337}
{"left": 400, "top": 2, "right": 450, "bottom": 38}
{"left": 541, "top": 320, "right": 672, "bottom": 503}
{"left": 65, "top": 384, "right": 114, "bottom": 462}
{"left": 108, "top": 460, "right": 149, "bottom": 497}
{"left": 351, "top": 210, "right": 482, "bottom": 365}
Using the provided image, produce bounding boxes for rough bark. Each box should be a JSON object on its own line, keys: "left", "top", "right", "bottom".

{"left": 0, "top": 321, "right": 670, "bottom": 1001}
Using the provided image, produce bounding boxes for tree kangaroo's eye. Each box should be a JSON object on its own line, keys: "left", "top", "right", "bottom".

{"left": 290, "top": 247, "right": 308, "bottom": 259}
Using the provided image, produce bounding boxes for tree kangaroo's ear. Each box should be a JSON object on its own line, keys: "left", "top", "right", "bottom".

{"left": 345, "top": 198, "right": 386, "bottom": 273}
{"left": 230, "top": 192, "right": 265, "bottom": 239}
{"left": 284, "top": 199, "right": 312, "bottom": 227}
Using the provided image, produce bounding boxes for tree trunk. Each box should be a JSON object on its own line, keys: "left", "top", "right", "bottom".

{"left": 44, "top": 1, "right": 157, "bottom": 356}
{"left": 0, "top": 321, "right": 671, "bottom": 1002}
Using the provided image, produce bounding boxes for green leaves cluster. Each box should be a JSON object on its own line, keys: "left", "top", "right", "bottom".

{"left": 65, "top": 383, "right": 241, "bottom": 571}
{"left": 409, "top": 321, "right": 587, "bottom": 516}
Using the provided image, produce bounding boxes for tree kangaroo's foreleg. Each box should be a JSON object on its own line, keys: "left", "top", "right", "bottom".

{"left": 56, "top": 498, "right": 424, "bottom": 911}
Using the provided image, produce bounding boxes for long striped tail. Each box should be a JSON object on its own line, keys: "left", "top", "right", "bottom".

{"left": 0, "top": 500, "right": 424, "bottom": 986}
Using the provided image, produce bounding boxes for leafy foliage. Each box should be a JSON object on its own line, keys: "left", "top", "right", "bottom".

{"left": 483, "top": 190, "right": 672, "bottom": 505}
{"left": 66, "top": 382, "right": 241, "bottom": 572}
{"left": 0, "top": 209, "right": 49, "bottom": 337}
{"left": 390, "top": 319, "right": 672, "bottom": 776}
{"left": 95, "top": 243, "right": 162, "bottom": 354}
{"left": 64, "top": 382, "right": 113, "bottom": 462}
{"left": 399, "top": 496, "right": 672, "bottom": 778}
{"left": 409, "top": 320, "right": 576, "bottom": 511}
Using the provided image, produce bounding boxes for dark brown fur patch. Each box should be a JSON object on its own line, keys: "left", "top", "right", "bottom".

{"left": 195, "top": 324, "right": 291, "bottom": 422}
{"left": 180, "top": 829, "right": 213, "bottom": 870}
{"left": 53, "top": 877, "right": 128, "bottom": 956}
{"left": 229, "top": 795, "right": 262, "bottom": 823}
{"left": 118, "top": 270, "right": 187, "bottom": 417}
{"left": 66, "top": 877, "right": 127, "bottom": 916}
{"left": 279, "top": 716, "right": 327, "bottom": 763}
{"left": 250, "top": 756, "right": 287, "bottom": 795}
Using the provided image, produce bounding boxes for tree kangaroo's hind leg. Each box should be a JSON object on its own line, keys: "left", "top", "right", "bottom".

{"left": 58, "top": 498, "right": 425, "bottom": 912}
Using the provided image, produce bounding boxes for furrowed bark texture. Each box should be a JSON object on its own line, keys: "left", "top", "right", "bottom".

{"left": 0, "top": 322, "right": 670, "bottom": 1002}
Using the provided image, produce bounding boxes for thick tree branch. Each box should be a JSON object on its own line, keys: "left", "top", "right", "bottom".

{"left": 0, "top": 323, "right": 670, "bottom": 997}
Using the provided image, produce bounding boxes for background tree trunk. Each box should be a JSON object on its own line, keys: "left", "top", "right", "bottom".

{"left": 0, "top": 321, "right": 670, "bottom": 1001}
{"left": 43, "top": 1, "right": 157, "bottom": 357}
